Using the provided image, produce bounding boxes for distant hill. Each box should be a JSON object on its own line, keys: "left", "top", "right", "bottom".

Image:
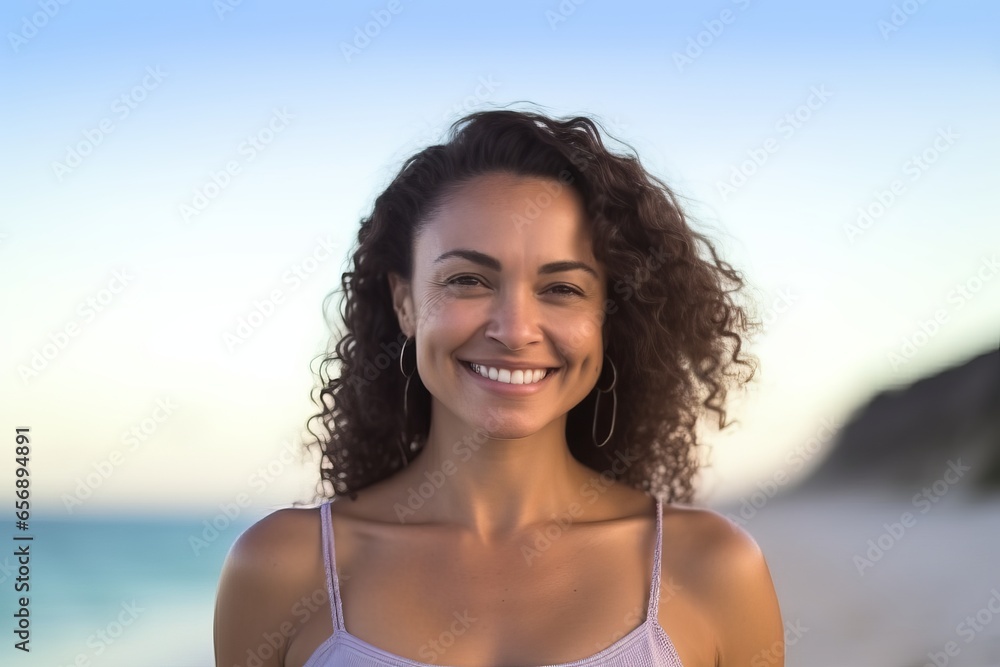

{"left": 796, "top": 347, "right": 1000, "bottom": 495}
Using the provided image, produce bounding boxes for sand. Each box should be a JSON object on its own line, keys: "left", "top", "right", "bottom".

{"left": 708, "top": 488, "right": 1000, "bottom": 667}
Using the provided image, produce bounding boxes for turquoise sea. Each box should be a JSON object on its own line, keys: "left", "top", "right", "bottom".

{"left": 3, "top": 513, "right": 258, "bottom": 667}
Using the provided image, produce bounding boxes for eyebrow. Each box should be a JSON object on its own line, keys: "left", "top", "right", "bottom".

{"left": 434, "top": 248, "right": 600, "bottom": 280}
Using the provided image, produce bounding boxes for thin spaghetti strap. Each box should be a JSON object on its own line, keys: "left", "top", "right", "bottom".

{"left": 320, "top": 501, "right": 346, "bottom": 631}
{"left": 647, "top": 497, "right": 664, "bottom": 620}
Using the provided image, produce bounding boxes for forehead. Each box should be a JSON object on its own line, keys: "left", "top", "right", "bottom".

{"left": 414, "top": 172, "right": 597, "bottom": 269}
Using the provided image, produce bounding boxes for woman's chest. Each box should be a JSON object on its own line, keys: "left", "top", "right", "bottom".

{"left": 334, "top": 532, "right": 656, "bottom": 665}
{"left": 286, "top": 517, "right": 718, "bottom": 667}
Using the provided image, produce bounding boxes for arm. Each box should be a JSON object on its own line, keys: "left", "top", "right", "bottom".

{"left": 214, "top": 509, "right": 315, "bottom": 667}
{"left": 702, "top": 514, "right": 786, "bottom": 667}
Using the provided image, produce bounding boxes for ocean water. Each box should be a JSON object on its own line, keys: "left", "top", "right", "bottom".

{"left": 4, "top": 513, "right": 257, "bottom": 667}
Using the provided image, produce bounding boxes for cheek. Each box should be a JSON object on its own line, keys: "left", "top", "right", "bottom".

{"left": 414, "top": 289, "right": 452, "bottom": 328}
{"left": 416, "top": 294, "right": 478, "bottom": 339}
{"left": 556, "top": 312, "right": 606, "bottom": 358}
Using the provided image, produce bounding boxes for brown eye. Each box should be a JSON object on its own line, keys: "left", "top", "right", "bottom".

{"left": 448, "top": 275, "right": 486, "bottom": 287}
{"left": 548, "top": 284, "right": 583, "bottom": 297}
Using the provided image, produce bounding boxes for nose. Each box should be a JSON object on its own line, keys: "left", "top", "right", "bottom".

{"left": 485, "top": 286, "right": 542, "bottom": 351}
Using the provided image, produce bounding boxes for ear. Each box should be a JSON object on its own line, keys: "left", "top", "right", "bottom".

{"left": 387, "top": 271, "right": 415, "bottom": 337}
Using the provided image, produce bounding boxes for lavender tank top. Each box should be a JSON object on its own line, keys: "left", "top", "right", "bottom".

{"left": 302, "top": 497, "right": 685, "bottom": 667}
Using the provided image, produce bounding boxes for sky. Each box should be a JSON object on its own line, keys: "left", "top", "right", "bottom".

{"left": 3, "top": 0, "right": 998, "bottom": 519}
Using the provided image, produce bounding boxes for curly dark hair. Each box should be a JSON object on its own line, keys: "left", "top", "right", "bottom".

{"left": 304, "top": 107, "right": 759, "bottom": 506}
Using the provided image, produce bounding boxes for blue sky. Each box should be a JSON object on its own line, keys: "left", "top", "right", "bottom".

{"left": 3, "top": 0, "right": 998, "bottom": 517}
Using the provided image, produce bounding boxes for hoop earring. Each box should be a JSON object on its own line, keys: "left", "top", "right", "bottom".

{"left": 592, "top": 354, "right": 617, "bottom": 449}
{"left": 397, "top": 336, "right": 417, "bottom": 468}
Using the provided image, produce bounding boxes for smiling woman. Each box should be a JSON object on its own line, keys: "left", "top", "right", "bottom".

{"left": 214, "top": 107, "right": 783, "bottom": 667}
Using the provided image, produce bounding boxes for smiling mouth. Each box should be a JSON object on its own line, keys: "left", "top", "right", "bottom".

{"left": 461, "top": 361, "right": 558, "bottom": 385}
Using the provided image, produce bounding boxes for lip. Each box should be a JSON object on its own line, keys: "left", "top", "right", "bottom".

{"left": 459, "top": 360, "right": 558, "bottom": 394}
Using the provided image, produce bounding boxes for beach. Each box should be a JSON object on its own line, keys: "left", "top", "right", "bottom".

{"left": 709, "top": 488, "right": 1000, "bottom": 666}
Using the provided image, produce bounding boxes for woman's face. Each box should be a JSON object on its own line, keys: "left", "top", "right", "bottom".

{"left": 389, "top": 172, "right": 609, "bottom": 440}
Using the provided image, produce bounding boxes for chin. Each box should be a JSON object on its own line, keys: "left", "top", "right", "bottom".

{"left": 463, "top": 409, "right": 553, "bottom": 441}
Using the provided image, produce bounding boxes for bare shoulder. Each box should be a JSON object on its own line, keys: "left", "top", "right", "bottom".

{"left": 232, "top": 504, "right": 322, "bottom": 557}
{"left": 214, "top": 505, "right": 325, "bottom": 667}
{"left": 659, "top": 504, "right": 785, "bottom": 667}
{"left": 219, "top": 505, "right": 324, "bottom": 591}
{"left": 661, "top": 503, "right": 767, "bottom": 566}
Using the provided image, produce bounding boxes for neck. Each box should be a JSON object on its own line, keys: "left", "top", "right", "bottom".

{"left": 390, "top": 400, "right": 601, "bottom": 543}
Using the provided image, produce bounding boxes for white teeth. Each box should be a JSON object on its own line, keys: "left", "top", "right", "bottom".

{"left": 470, "top": 363, "right": 549, "bottom": 385}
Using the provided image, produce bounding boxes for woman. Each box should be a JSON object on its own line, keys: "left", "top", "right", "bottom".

{"left": 214, "top": 108, "right": 784, "bottom": 667}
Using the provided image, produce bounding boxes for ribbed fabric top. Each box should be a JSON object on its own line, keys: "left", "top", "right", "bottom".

{"left": 302, "top": 496, "right": 685, "bottom": 667}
